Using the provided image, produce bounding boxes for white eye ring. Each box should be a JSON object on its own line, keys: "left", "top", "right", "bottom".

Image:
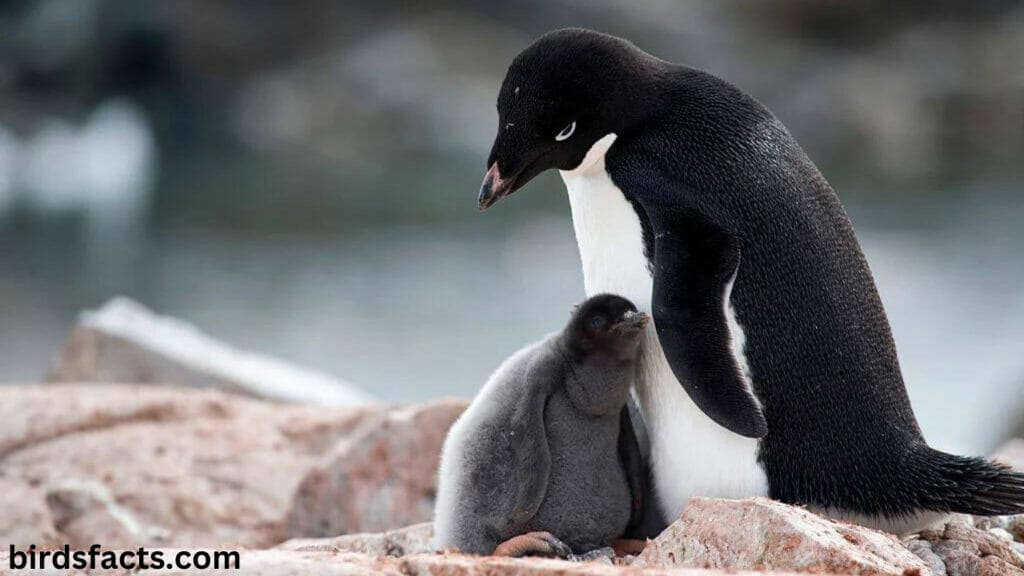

{"left": 555, "top": 121, "right": 576, "bottom": 141}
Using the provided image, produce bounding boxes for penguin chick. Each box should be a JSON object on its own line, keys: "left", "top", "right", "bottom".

{"left": 433, "top": 294, "right": 651, "bottom": 557}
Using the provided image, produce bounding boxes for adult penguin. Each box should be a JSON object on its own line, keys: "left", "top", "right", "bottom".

{"left": 476, "top": 28, "right": 1024, "bottom": 534}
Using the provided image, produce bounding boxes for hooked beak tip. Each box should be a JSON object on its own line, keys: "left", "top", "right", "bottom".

{"left": 478, "top": 163, "right": 510, "bottom": 211}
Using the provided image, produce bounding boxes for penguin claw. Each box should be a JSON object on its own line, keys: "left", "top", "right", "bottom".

{"left": 494, "top": 531, "right": 573, "bottom": 558}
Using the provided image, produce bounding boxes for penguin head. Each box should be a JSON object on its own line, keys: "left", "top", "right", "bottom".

{"left": 567, "top": 293, "right": 648, "bottom": 359}
{"left": 478, "top": 28, "right": 663, "bottom": 210}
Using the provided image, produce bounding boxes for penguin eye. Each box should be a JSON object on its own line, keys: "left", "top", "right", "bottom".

{"left": 588, "top": 315, "right": 606, "bottom": 330}
{"left": 555, "top": 121, "right": 576, "bottom": 142}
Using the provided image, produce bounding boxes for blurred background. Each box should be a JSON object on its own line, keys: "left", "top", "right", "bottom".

{"left": 0, "top": 1, "right": 1022, "bottom": 453}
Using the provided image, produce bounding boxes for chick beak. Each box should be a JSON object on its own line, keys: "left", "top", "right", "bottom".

{"left": 614, "top": 311, "right": 650, "bottom": 335}
{"left": 624, "top": 311, "right": 650, "bottom": 329}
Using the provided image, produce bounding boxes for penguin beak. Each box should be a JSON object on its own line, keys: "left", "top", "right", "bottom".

{"left": 615, "top": 311, "right": 650, "bottom": 333}
{"left": 478, "top": 163, "right": 516, "bottom": 211}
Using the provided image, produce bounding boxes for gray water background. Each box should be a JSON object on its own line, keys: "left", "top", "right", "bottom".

{"left": 2, "top": 179, "right": 1022, "bottom": 456}
{"left": 1, "top": 1, "right": 1023, "bottom": 457}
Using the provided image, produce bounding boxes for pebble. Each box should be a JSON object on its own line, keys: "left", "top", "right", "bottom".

{"left": 905, "top": 539, "right": 947, "bottom": 576}
{"left": 569, "top": 547, "right": 615, "bottom": 564}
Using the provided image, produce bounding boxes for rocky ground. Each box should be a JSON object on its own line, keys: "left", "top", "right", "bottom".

{"left": 2, "top": 299, "right": 1024, "bottom": 575}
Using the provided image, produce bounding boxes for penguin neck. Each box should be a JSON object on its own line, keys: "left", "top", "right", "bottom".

{"left": 559, "top": 133, "right": 653, "bottom": 309}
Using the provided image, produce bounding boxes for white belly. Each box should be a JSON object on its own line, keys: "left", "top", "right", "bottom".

{"left": 560, "top": 134, "right": 768, "bottom": 522}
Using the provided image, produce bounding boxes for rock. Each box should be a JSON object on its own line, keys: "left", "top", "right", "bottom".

{"left": 931, "top": 540, "right": 1023, "bottom": 576}
{"left": 905, "top": 539, "right": 948, "bottom": 576}
{"left": 570, "top": 547, "right": 616, "bottom": 564}
{"left": 0, "top": 477, "right": 60, "bottom": 548}
{"left": 47, "top": 297, "right": 374, "bottom": 406}
{"left": 286, "top": 398, "right": 468, "bottom": 538}
{"left": 939, "top": 516, "right": 1024, "bottom": 568}
{"left": 277, "top": 523, "right": 823, "bottom": 573}
{"left": 278, "top": 522, "right": 435, "bottom": 556}
{"left": 0, "top": 384, "right": 466, "bottom": 550}
{"left": 1008, "top": 516, "right": 1024, "bottom": 542}
{"left": 228, "top": 551, "right": 406, "bottom": 576}
{"left": 919, "top": 515, "right": 1024, "bottom": 576}
{"left": 971, "top": 517, "right": 1008, "bottom": 531}
{"left": 400, "top": 554, "right": 818, "bottom": 576}
{"left": 45, "top": 478, "right": 169, "bottom": 545}
{"left": 0, "top": 548, "right": 833, "bottom": 575}
{"left": 635, "top": 497, "right": 931, "bottom": 576}
{"left": 0, "top": 383, "right": 378, "bottom": 548}
{"left": 993, "top": 439, "right": 1024, "bottom": 472}
{"left": 987, "top": 527, "right": 1014, "bottom": 542}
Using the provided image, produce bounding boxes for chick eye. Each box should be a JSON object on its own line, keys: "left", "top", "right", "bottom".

{"left": 555, "top": 121, "right": 576, "bottom": 141}
{"left": 588, "top": 315, "right": 606, "bottom": 330}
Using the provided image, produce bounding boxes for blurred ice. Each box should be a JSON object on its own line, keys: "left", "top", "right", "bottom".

{"left": 22, "top": 99, "right": 154, "bottom": 222}
{"left": 79, "top": 101, "right": 156, "bottom": 217}
{"left": 70, "top": 297, "right": 375, "bottom": 406}
{"left": 22, "top": 119, "right": 80, "bottom": 213}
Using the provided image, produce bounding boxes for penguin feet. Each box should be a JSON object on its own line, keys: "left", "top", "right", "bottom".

{"left": 493, "top": 531, "right": 573, "bottom": 558}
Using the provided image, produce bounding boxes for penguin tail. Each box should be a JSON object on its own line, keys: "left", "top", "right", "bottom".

{"left": 914, "top": 446, "right": 1024, "bottom": 516}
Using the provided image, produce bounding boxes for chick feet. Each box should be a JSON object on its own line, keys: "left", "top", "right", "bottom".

{"left": 494, "top": 532, "right": 572, "bottom": 558}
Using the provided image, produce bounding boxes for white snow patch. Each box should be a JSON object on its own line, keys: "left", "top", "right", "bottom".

{"left": 80, "top": 297, "right": 375, "bottom": 407}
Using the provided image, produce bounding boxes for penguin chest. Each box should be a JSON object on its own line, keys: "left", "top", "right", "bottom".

{"left": 528, "top": 393, "right": 631, "bottom": 551}
{"left": 559, "top": 138, "right": 769, "bottom": 520}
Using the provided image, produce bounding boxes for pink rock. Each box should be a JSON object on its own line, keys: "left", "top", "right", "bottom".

{"left": 921, "top": 515, "right": 1024, "bottom": 575}
{"left": 286, "top": 399, "right": 468, "bottom": 538}
{"left": 0, "top": 383, "right": 377, "bottom": 548}
{"left": 0, "top": 478, "right": 59, "bottom": 548}
{"left": 941, "top": 516, "right": 1024, "bottom": 569}
{"left": 402, "top": 553, "right": 823, "bottom": 575}
{"left": 0, "top": 549, "right": 835, "bottom": 576}
{"left": 931, "top": 539, "right": 1022, "bottom": 576}
{"left": 277, "top": 522, "right": 434, "bottom": 555}
{"left": 635, "top": 497, "right": 931, "bottom": 576}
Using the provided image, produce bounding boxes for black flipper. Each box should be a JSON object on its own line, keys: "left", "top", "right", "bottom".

{"left": 618, "top": 403, "right": 667, "bottom": 538}
{"left": 648, "top": 207, "right": 767, "bottom": 438}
